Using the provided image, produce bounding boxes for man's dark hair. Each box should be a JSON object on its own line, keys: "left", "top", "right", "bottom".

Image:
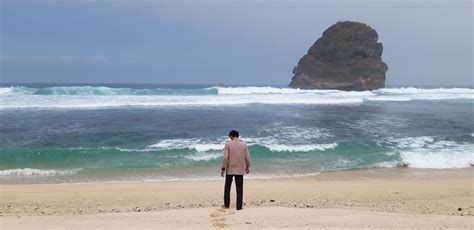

{"left": 228, "top": 130, "right": 239, "bottom": 138}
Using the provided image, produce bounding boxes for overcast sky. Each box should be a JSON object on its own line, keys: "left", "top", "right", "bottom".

{"left": 1, "top": 0, "right": 472, "bottom": 86}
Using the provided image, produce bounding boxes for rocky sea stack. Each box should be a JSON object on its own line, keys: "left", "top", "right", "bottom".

{"left": 289, "top": 21, "right": 388, "bottom": 91}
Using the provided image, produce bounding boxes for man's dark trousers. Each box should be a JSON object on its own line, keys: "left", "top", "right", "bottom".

{"left": 224, "top": 174, "right": 243, "bottom": 210}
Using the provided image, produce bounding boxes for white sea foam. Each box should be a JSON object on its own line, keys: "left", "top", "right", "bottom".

{"left": 365, "top": 96, "right": 412, "bottom": 101}
{"left": 184, "top": 152, "right": 222, "bottom": 161}
{"left": 0, "top": 168, "right": 79, "bottom": 176}
{"left": 400, "top": 145, "right": 474, "bottom": 169}
{"left": 218, "top": 86, "right": 309, "bottom": 95}
{"left": 386, "top": 136, "right": 474, "bottom": 169}
{"left": 373, "top": 160, "right": 401, "bottom": 168}
{"left": 334, "top": 158, "right": 359, "bottom": 168}
{"left": 370, "top": 87, "right": 474, "bottom": 101}
{"left": 377, "top": 87, "right": 474, "bottom": 94}
{"left": 147, "top": 137, "right": 337, "bottom": 154}
{"left": 0, "top": 93, "right": 364, "bottom": 109}
{"left": 147, "top": 139, "right": 225, "bottom": 152}
{"left": 258, "top": 125, "right": 332, "bottom": 140}
{"left": 216, "top": 87, "right": 368, "bottom": 95}
{"left": 393, "top": 136, "right": 435, "bottom": 149}
{"left": 70, "top": 146, "right": 159, "bottom": 153}
{"left": 0, "top": 87, "right": 13, "bottom": 95}
{"left": 265, "top": 143, "right": 338, "bottom": 152}
{"left": 1, "top": 87, "right": 472, "bottom": 109}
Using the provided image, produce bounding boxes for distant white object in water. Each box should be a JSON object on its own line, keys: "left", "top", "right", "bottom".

{"left": 215, "top": 82, "right": 224, "bottom": 87}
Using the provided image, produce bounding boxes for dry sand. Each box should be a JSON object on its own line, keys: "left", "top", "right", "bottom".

{"left": 1, "top": 168, "right": 473, "bottom": 229}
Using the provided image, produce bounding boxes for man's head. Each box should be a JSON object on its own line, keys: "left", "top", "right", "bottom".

{"left": 228, "top": 130, "right": 239, "bottom": 140}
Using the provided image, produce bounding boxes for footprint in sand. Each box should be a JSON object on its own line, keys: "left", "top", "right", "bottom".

{"left": 210, "top": 207, "right": 235, "bottom": 228}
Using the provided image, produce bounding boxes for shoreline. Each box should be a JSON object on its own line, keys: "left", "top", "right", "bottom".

{"left": 1, "top": 166, "right": 472, "bottom": 185}
{"left": 2, "top": 168, "right": 473, "bottom": 228}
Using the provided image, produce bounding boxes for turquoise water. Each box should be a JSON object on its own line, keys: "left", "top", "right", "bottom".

{"left": 0, "top": 84, "right": 473, "bottom": 183}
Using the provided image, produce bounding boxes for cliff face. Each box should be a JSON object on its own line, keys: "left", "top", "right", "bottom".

{"left": 289, "top": 21, "right": 388, "bottom": 91}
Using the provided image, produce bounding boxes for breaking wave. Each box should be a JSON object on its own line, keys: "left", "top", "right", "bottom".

{"left": 0, "top": 86, "right": 218, "bottom": 96}
{"left": 0, "top": 168, "right": 80, "bottom": 176}
{"left": 0, "top": 86, "right": 472, "bottom": 109}
{"left": 147, "top": 138, "right": 225, "bottom": 152}
{"left": 146, "top": 138, "right": 338, "bottom": 154}
{"left": 263, "top": 143, "right": 338, "bottom": 152}
{"left": 368, "top": 87, "right": 474, "bottom": 101}
{"left": 383, "top": 136, "right": 474, "bottom": 169}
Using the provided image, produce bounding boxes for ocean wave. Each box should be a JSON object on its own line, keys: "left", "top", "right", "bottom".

{"left": 147, "top": 138, "right": 225, "bottom": 152}
{"left": 0, "top": 86, "right": 218, "bottom": 96}
{"left": 184, "top": 152, "right": 222, "bottom": 161}
{"left": 0, "top": 93, "right": 365, "bottom": 109}
{"left": 334, "top": 158, "right": 360, "bottom": 168}
{"left": 264, "top": 143, "right": 337, "bottom": 152}
{"left": 370, "top": 87, "right": 474, "bottom": 101}
{"left": 256, "top": 125, "right": 332, "bottom": 140}
{"left": 365, "top": 96, "right": 412, "bottom": 102}
{"left": 147, "top": 137, "right": 337, "bottom": 154}
{"left": 218, "top": 86, "right": 320, "bottom": 95}
{"left": 384, "top": 136, "right": 474, "bottom": 169}
{"left": 0, "top": 87, "right": 14, "bottom": 95}
{"left": 70, "top": 146, "right": 157, "bottom": 153}
{"left": 218, "top": 86, "right": 474, "bottom": 101}
{"left": 0, "top": 168, "right": 80, "bottom": 176}
{"left": 376, "top": 87, "right": 474, "bottom": 94}
{"left": 372, "top": 160, "right": 403, "bottom": 168}
{"left": 1, "top": 86, "right": 472, "bottom": 109}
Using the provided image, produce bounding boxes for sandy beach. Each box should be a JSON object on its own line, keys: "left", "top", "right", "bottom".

{"left": 1, "top": 168, "right": 473, "bottom": 229}
{"left": 2, "top": 0, "right": 473, "bottom": 229}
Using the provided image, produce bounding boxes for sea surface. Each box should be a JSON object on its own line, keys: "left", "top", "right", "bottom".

{"left": 0, "top": 84, "right": 473, "bottom": 184}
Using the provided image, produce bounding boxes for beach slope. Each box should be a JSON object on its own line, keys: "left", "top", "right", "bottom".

{"left": 1, "top": 168, "right": 473, "bottom": 229}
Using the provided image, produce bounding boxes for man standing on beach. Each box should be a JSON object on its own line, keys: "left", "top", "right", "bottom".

{"left": 221, "top": 130, "right": 251, "bottom": 210}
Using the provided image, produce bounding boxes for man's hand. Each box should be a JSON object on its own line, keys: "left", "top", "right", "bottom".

{"left": 246, "top": 168, "right": 250, "bottom": 174}
{"left": 221, "top": 169, "right": 225, "bottom": 177}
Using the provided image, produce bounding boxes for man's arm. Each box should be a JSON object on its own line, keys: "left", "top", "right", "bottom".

{"left": 221, "top": 144, "right": 229, "bottom": 175}
{"left": 245, "top": 145, "right": 251, "bottom": 174}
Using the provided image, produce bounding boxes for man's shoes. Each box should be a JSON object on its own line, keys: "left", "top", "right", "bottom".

{"left": 221, "top": 205, "right": 229, "bottom": 209}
